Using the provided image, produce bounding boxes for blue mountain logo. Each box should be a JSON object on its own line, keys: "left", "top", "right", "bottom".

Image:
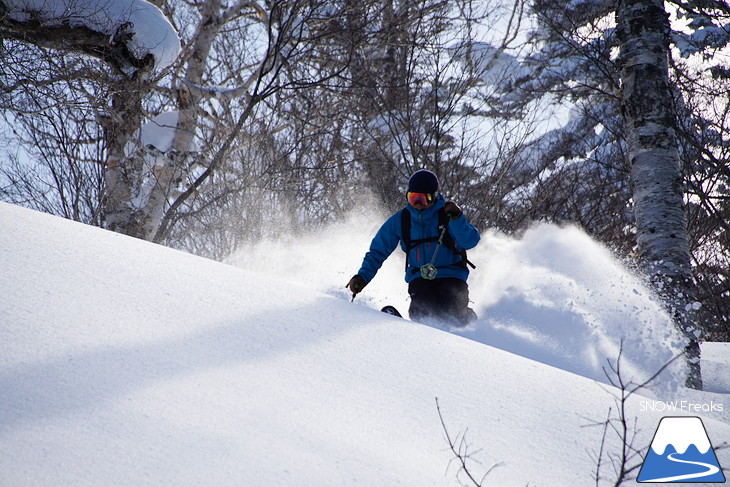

{"left": 638, "top": 416, "right": 725, "bottom": 483}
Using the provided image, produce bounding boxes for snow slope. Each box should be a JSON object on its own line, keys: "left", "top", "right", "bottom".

{"left": 1, "top": 202, "right": 728, "bottom": 486}
{"left": 229, "top": 210, "right": 689, "bottom": 392}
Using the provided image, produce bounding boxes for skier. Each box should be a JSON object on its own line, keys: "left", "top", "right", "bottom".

{"left": 347, "top": 169, "right": 481, "bottom": 326}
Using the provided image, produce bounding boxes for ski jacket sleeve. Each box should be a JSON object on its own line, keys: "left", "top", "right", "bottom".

{"left": 357, "top": 211, "right": 402, "bottom": 284}
{"left": 448, "top": 213, "right": 481, "bottom": 250}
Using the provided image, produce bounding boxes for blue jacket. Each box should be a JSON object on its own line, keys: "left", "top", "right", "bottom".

{"left": 357, "top": 196, "right": 481, "bottom": 284}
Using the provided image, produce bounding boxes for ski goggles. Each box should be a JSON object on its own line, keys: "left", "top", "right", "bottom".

{"left": 407, "top": 191, "right": 437, "bottom": 207}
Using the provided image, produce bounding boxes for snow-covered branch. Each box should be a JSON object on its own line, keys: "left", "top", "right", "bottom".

{"left": 0, "top": 0, "right": 180, "bottom": 75}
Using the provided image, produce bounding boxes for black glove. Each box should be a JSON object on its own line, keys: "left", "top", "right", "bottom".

{"left": 347, "top": 274, "right": 367, "bottom": 296}
{"left": 444, "top": 201, "right": 462, "bottom": 218}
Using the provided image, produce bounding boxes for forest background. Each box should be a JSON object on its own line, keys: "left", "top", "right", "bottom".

{"left": 1, "top": 0, "right": 729, "bottom": 350}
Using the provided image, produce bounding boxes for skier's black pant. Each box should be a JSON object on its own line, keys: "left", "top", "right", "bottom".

{"left": 408, "top": 277, "right": 476, "bottom": 327}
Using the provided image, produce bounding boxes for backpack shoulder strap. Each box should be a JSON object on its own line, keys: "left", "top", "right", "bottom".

{"left": 401, "top": 209, "right": 411, "bottom": 272}
{"left": 401, "top": 208, "right": 411, "bottom": 247}
{"left": 437, "top": 208, "right": 456, "bottom": 250}
{"left": 438, "top": 208, "right": 477, "bottom": 270}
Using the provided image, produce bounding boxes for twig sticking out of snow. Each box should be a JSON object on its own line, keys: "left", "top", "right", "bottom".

{"left": 436, "top": 397, "right": 504, "bottom": 487}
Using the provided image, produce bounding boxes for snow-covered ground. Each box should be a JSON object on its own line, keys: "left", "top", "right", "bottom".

{"left": 1, "top": 202, "right": 728, "bottom": 486}
{"left": 229, "top": 210, "right": 692, "bottom": 392}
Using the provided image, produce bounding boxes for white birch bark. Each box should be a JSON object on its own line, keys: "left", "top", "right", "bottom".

{"left": 616, "top": 0, "right": 701, "bottom": 388}
{"left": 126, "top": 0, "right": 224, "bottom": 240}
{"left": 102, "top": 82, "right": 151, "bottom": 238}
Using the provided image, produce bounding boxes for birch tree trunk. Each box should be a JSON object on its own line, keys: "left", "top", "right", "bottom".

{"left": 135, "top": 0, "right": 224, "bottom": 241}
{"left": 616, "top": 0, "right": 701, "bottom": 389}
{"left": 103, "top": 71, "right": 176, "bottom": 240}
{"left": 103, "top": 77, "right": 151, "bottom": 238}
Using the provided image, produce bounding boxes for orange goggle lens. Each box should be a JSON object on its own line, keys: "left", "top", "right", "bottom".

{"left": 407, "top": 192, "right": 435, "bottom": 206}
